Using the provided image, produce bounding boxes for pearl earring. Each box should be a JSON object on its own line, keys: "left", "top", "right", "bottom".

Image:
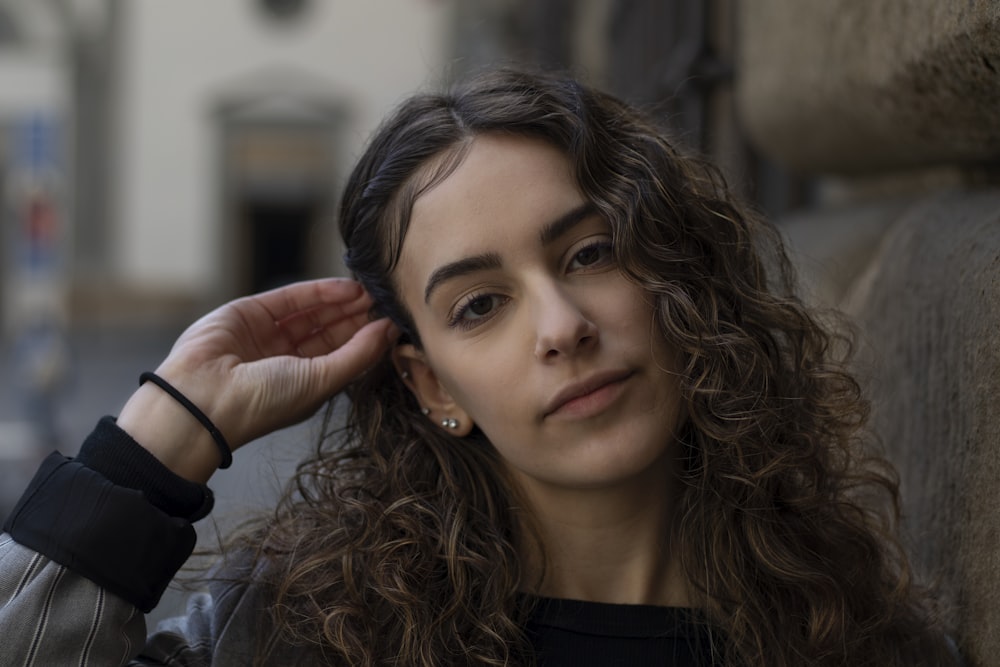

{"left": 421, "top": 407, "right": 430, "bottom": 415}
{"left": 441, "top": 418, "right": 459, "bottom": 429}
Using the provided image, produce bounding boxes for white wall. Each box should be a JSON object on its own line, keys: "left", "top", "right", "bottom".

{"left": 113, "top": 0, "right": 452, "bottom": 294}
{"left": 0, "top": 57, "right": 64, "bottom": 118}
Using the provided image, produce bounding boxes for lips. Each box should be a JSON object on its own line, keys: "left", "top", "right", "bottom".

{"left": 543, "top": 369, "right": 634, "bottom": 418}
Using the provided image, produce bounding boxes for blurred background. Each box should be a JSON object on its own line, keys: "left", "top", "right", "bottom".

{"left": 0, "top": 0, "right": 998, "bottom": 653}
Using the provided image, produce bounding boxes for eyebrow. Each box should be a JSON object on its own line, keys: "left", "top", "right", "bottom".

{"left": 423, "top": 202, "right": 599, "bottom": 304}
{"left": 424, "top": 252, "right": 502, "bottom": 303}
{"left": 539, "top": 202, "right": 599, "bottom": 245}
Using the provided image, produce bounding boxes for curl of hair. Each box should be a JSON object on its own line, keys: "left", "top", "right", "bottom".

{"left": 235, "top": 68, "right": 957, "bottom": 666}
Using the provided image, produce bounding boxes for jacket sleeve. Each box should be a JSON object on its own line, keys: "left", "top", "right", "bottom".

{"left": 0, "top": 532, "right": 148, "bottom": 666}
{"left": 0, "top": 418, "right": 219, "bottom": 666}
{"left": 0, "top": 534, "right": 280, "bottom": 667}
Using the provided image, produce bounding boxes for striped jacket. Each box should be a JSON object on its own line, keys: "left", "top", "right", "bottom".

{"left": 0, "top": 418, "right": 307, "bottom": 666}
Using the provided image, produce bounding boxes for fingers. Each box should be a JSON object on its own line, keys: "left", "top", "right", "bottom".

{"left": 250, "top": 278, "right": 371, "bottom": 324}
{"left": 313, "top": 318, "right": 400, "bottom": 395}
{"left": 242, "top": 279, "right": 382, "bottom": 357}
{"left": 274, "top": 300, "right": 374, "bottom": 353}
{"left": 283, "top": 310, "right": 373, "bottom": 358}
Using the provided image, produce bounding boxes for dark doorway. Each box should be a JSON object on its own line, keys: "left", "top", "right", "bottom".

{"left": 243, "top": 198, "right": 317, "bottom": 293}
{"left": 215, "top": 80, "right": 348, "bottom": 300}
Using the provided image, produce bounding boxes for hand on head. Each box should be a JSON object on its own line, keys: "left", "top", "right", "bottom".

{"left": 117, "top": 278, "right": 399, "bottom": 481}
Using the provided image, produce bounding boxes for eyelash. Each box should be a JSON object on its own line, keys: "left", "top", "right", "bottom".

{"left": 568, "top": 238, "right": 614, "bottom": 271}
{"left": 448, "top": 291, "right": 507, "bottom": 331}
{"left": 447, "top": 238, "right": 615, "bottom": 331}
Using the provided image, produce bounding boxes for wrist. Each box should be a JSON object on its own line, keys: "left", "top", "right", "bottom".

{"left": 117, "top": 381, "right": 224, "bottom": 483}
{"left": 139, "top": 371, "right": 233, "bottom": 469}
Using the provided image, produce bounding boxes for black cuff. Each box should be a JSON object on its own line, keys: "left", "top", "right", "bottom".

{"left": 3, "top": 452, "right": 199, "bottom": 612}
{"left": 76, "top": 416, "right": 213, "bottom": 521}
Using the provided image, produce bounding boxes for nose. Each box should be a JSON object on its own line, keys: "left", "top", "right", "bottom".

{"left": 532, "top": 283, "right": 599, "bottom": 361}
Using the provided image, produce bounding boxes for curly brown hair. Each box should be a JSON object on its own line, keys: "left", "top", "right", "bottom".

{"left": 236, "top": 68, "right": 958, "bottom": 666}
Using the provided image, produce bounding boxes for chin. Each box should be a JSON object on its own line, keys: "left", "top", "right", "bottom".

{"left": 522, "top": 438, "right": 678, "bottom": 493}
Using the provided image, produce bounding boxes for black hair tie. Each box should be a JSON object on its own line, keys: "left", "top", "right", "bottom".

{"left": 138, "top": 372, "right": 233, "bottom": 469}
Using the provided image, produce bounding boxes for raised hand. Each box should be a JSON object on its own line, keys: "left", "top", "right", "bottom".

{"left": 117, "top": 279, "right": 398, "bottom": 482}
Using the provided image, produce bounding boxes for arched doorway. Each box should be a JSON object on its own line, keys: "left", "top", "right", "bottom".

{"left": 216, "top": 82, "right": 348, "bottom": 298}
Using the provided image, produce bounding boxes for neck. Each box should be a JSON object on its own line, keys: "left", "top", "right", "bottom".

{"left": 513, "top": 454, "right": 689, "bottom": 608}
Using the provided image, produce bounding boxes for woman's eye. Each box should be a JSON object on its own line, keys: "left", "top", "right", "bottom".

{"left": 568, "top": 241, "right": 613, "bottom": 270}
{"left": 450, "top": 293, "right": 507, "bottom": 329}
{"left": 467, "top": 295, "right": 495, "bottom": 317}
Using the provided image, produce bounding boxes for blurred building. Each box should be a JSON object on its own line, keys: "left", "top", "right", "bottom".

{"left": 0, "top": 0, "right": 452, "bottom": 333}
{"left": 0, "top": 0, "right": 452, "bottom": 513}
{"left": 0, "top": 0, "right": 768, "bottom": 331}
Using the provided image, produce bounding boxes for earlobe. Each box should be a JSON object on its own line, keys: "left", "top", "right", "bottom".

{"left": 392, "top": 344, "right": 475, "bottom": 436}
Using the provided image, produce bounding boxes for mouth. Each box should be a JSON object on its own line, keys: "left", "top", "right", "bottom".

{"left": 543, "top": 369, "right": 634, "bottom": 419}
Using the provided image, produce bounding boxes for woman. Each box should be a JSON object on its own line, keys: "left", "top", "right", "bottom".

{"left": 0, "top": 68, "right": 959, "bottom": 666}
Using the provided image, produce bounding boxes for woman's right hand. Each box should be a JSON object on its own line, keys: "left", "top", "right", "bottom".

{"left": 116, "top": 278, "right": 398, "bottom": 482}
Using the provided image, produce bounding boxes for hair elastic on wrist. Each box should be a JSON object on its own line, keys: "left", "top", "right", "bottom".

{"left": 139, "top": 371, "right": 233, "bottom": 469}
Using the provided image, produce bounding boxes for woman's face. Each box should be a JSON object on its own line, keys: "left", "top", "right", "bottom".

{"left": 393, "top": 134, "right": 683, "bottom": 497}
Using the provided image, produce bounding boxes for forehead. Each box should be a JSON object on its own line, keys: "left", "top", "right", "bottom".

{"left": 415, "top": 133, "right": 577, "bottom": 213}
{"left": 397, "top": 134, "right": 582, "bottom": 270}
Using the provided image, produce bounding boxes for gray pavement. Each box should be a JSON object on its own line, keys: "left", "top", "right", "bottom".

{"left": 0, "top": 322, "right": 328, "bottom": 626}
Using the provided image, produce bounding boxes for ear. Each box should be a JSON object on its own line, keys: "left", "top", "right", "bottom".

{"left": 392, "top": 343, "right": 475, "bottom": 436}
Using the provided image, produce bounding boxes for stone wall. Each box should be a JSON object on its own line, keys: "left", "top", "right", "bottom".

{"left": 739, "top": 2, "right": 1000, "bottom": 663}
{"left": 739, "top": 0, "right": 1000, "bottom": 173}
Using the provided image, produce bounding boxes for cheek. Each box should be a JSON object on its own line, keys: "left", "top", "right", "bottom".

{"left": 441, "top": 359, "right": 529, "bottom": 429}
{"left": 608, "top": 288, "right": 659, "bottom": 352}
{"left": 426, "top": 345, "right": 538, "bottom": 453}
